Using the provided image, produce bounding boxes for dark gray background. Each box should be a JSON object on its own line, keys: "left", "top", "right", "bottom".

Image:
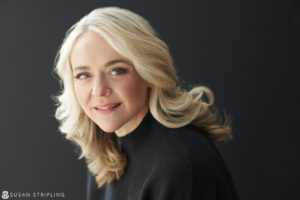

{"left": 0, "top": 0, "right": 299, "bottom": 199}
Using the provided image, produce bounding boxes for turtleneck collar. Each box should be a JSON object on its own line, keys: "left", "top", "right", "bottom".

{"left": 114, "top": 111, "right": 163, "bottom": 155}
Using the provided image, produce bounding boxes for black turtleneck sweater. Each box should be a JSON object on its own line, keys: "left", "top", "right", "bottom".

{"left": 86, "top": 112, "right": 238, "bottom": 200}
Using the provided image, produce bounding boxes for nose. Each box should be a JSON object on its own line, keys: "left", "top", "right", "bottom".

{"left": 92, "top": 75, "right": 112, "bottom": 97}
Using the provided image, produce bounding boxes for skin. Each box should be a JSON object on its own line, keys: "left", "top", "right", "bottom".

{"left": 70, "top": 31, "right": 151, "bottom": 137}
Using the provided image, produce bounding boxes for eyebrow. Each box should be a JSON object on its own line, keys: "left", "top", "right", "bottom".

{"left": 72, "top": 59, "right": 132, "bottom": 71}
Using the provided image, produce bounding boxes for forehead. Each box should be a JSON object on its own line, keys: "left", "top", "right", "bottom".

{"left": 70, "top": 31, "right": 131, "bottom": 68}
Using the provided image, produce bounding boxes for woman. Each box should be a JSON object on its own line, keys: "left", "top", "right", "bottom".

{"left": 54, "top": 7, "right": 238, "bottom": 200}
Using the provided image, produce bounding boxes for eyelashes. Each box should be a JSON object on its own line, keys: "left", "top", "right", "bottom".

{"left": 111, "top": 67, "right": 128, "bottom": 75}
{"left": 74, "top": 73, "right": 89, "bottom": 80}
{"left": 74, "top": 67, "right": 128, "bottom": 80}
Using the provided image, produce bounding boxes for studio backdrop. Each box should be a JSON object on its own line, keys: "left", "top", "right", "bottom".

{"left": 0, "top": 0, "right": 299, "bottom": 200}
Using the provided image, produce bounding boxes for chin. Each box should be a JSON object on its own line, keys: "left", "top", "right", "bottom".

{"left": 96, "top": 122, "right": 120, "bottom": 133}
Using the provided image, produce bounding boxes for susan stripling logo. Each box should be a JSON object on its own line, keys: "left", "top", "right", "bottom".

{"left": 1, "top": 191, "right": 9, "bottom": 199}
{"left": 1, "top": 190, "right": 65, "bottom": 199}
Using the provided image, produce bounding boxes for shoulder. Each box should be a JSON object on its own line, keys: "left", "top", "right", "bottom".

{"left": 161, "top": 126, "right": 238, "bottom": 197}
{"left": 159, "top": 125, "right": 220, "bottom": 164}
{"left": 152, "top": 124, "right": 230, "bottom": 181}
{"left": 151, "top": 125, "right": 219, "bottom": 173}
{"left": 138, "top": 125, "right": 235, "bottom": 199}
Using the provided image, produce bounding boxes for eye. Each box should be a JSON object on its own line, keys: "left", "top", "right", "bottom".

{"left": 111, "top": 67, "right": 128, "bottom": 75}
{"left": 74, "top": 73, "right": 89, "bottom": 80}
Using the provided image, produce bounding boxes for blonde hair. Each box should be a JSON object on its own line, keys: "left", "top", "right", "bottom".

{"left": 53, "top": 6, "right": 233, "bottom": 188}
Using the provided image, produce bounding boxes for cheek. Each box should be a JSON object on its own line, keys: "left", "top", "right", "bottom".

{"left": 118, "top": 79, "right": 148, "bottom": 105}
{"left": 74, "top": 84, "right": 88, "bottom": 107}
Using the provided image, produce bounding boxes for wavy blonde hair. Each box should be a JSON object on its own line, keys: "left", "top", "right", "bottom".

{"left": 53, "top": 6, "right": 233, "bottom": 188}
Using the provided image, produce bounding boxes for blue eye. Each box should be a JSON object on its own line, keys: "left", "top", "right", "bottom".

{"left": 75, "top": 73, "right": 88, "bottom": 80}
{"left": 111, "top": 68, "right": 128, "bottom": 75}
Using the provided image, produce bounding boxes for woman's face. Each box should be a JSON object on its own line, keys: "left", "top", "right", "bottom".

{"left": 70, "top": 31, "right": 150, "bottom": 137}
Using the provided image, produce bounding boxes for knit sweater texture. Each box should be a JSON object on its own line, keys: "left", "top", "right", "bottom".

{"left": 86, "top": 111, "right": 238, "bottom": 200}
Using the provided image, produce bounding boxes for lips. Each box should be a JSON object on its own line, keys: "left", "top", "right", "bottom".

{"left": 94, "top": 103, "right": 122, "bottom": 114}
{"left": 95, "top": 103, "right": 121, "bottom": 110}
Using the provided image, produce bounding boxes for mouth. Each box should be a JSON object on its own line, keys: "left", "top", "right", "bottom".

{"left": 94, "top": 103, "right": 122, "bottom": 110}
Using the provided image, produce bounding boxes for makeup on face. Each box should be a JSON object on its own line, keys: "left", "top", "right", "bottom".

{"left": 70, "top": 31, "right": 150, "bottom": 136}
